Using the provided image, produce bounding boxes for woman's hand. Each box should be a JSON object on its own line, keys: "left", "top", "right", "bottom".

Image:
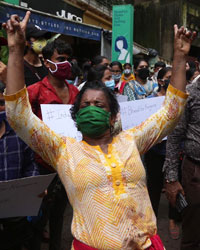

{"left": 2, "top": 11, "right": 30, "bottom": 52}
{"left": 174, "top": 25, "right": 196, "bottom": 56}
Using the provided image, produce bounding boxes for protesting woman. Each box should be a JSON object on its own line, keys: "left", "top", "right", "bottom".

{"left": 4, "top": 12, "right": 195, "bottom": 250}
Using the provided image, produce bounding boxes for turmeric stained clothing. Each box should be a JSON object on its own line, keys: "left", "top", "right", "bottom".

{"left": 121, "top": 73, "right": 136, "bottom": 82}
{"left": 5, "top": 85, "right": 187, "bottom": 250}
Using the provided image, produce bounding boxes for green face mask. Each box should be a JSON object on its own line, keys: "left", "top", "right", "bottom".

{"left": 76, "top": 106, "right": 111, "bottom": 137}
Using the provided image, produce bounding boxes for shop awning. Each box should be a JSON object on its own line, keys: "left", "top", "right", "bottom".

{"left": 0, "top": 3, "right": 101, "bottom": 41}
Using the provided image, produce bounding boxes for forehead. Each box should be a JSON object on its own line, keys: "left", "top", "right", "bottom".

{"left": 104, "top": 69, "right": 112, "bottom": 77}
{"left": 138, "top": 61, "right": 148, "bottom": 67}
{"left": 125, "top": 64, "right": 131, "bottom": 68}
{"left": 51, "top": 49, "right": 69, "bottom": 59}
{"left": 111, "top": 64, "right": 121, "bottom": 70}
{"left": 164, "top": 70, "right": 172, "bottom": 78}
{"left": 81, "top": 89, "right": 108, "bottom": 102}
{"left": 102, "top": 58, "right": 109, "bottom": 65}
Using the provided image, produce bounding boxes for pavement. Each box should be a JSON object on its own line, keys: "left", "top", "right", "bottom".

{"left": 42, "top": 194, "right": 181, "bottom": 250}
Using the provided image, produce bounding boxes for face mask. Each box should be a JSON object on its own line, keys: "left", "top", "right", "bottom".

{"left": 47, "top": 59, "right": 72, "bottom": 80}
{"left": 124, "top": 69, "right": 131, "bottom": 75}
{"left": 31, "top": 39, "right": 47, "bottom": 54}
{"left": 0, "top": 111, "right": 6, "bottom": 123}
{"left": 112, "top": 74, "right": 121, "bottom": 81}
{"left": 0, "top": 98, "right": 5, "bottom": 112}
{"left": 105, "top": 79, "right": 115, "bottom": 90}
{"left": 76, "top": 106, "right": 111, "bottom": 137}
{"left": 137, "top": 68, "right": 149, "bottom": 80}
{"left": 163, "top": 79, "right": 170, "bottom": 90}
{"left": 67, "top": 80, "right": 74, "bottom": 85}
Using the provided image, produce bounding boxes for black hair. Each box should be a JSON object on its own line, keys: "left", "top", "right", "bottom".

{"left": 92, "top": 55, "right": 108, "bottom": 66}
{"left": 123, "top": 63, "right": 132, "bottom": 69}
{"left": 157, "top": 66, "right": 172, "bottom": 80}
{"left": 82, "top": 61, "right": 92, "bottom": 82}
{"left": 133, "top": 59, "right": 149, "bottom": 70}
{"left": 154, "top": 61, "right": 166, "bottom": 69}
{"left": 87, "top": 65, "right": 110, "bottom": 82}
{"left": 157, "top": 67, "right": 172, "bottom": 92}
{"left": 0, "top": 84, "right": 5, "bottom": 94}
{"left": 187, "top": 61, "right": 196, "bottom": 69}
{"left": 42, "top": 39, "right": 72, "bottom": 60}
{"left": 70, "top": 63, "right": 82, "bottom": 80}
{"left": 110, "top": 61, "right": 123, "bottom": 72}
{"left": 70, "top": 80, "right": 119, "bottom": 122}
{"left": 186, "top": 67, "right": 197, "bottom": 81}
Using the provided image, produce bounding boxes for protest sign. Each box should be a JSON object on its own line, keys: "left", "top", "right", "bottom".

{"left": 41, "top": 104, "right": 82, "bottom": 140}
{"left": 0, "top": 173, "right": 56, "bottom": 218}
{"left": 41, "top": 97, "right": 165, "bottom": 139}
{"left": 119, "top": 96, "right": 165, "bottom": 130}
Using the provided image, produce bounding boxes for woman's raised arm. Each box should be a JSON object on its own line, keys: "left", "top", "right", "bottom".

{"left": 170, "top": 25, "right": 196, "bottom": 92}
{"left": 3, "top": 12, "right": 71, "bottom": 170}
{"left": 129, "top": 25, "right": 196, "bottom": 154}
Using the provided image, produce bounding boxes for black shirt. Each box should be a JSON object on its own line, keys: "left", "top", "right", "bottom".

{"left": 24, "top": 60, "right": 48, "bottom": 87}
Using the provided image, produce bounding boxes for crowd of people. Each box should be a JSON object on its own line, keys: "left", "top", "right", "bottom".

{"left": 0, "top": 10, "right": 199, "bottom": 250}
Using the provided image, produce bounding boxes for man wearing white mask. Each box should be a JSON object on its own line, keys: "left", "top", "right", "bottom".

{"left": 24, "top": 24, "right": 51, "bottom": 86}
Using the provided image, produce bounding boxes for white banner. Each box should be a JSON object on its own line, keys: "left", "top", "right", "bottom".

{"left": 120, "top": 96, "right": 165, "bottom": 130}
{"left": 41, "top": 96, "right": 165, "bottom": 137}
{"left": 0, "top": 173, "right": 56, "bottom": 218}
{"left": 41, "top": 104, "right": 82, "bottom": 140}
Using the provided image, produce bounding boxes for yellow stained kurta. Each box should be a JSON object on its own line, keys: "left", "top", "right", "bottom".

{"left": 5, "top": 85, "right": 187, "bottom": 250}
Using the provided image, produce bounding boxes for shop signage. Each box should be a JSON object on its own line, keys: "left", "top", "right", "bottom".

{"left": 19, "top": 0, "right": 83, "bottom": 23}
{"left": 112, "top": 5, "right": 134, "bottom": 64}
{"left": 0, "top": 6, "right": 101, "bottom": 41}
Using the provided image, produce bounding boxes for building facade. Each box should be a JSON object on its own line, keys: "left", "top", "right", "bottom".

{"left": 134, "top": 0, "right": 200, "bottom": 61}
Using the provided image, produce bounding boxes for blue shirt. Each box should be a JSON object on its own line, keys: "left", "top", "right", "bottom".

{"left": 0, "top": 115, "right": 39, "bottom": 181}
{"left": 123, "top": 79, "right": 158, "bottom": 101}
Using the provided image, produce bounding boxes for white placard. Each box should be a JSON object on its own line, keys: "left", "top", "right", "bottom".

{"left": 117, "top": 94, "right": 128, "bottom": 103}
{"left": 41, "top": 97, "right": 165, "bottom": 138}
{"left": 41, "top": 104, "right": 82, "bottom": 140}
{"left": 119, "top": 96, "right": 165, "bottom": 130}
{"left": 0, "top": 173, "right": 56, "bottom": 218}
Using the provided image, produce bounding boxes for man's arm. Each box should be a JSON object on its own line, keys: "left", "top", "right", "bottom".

{"left": 163, "top": 110, "right": 188, "bottom": 181}
{"left": 163, "top": 106, "right": 189, "bottom": 206}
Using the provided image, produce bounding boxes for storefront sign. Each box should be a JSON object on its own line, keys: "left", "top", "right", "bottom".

{"left": 0, "top": 6, "right": 101, "bottom": 41}
{"left": 19, "top": 0, "right": 83, "bottom": 23}
{"left": 3, "top": 0, "right": 19, "bottom": 5}
{"left": 112, "top": 5, "right": 134, "bottom": 64}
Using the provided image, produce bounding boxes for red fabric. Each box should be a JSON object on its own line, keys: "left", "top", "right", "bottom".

{"left": 73, "top": 235, "right": 164, "bottom": 250}
{"left": 119, "top": 80, "right": 127, "bottom": 94}
{"left": 27, "top": 76, "right": 79, "bottom": 120}
{"left": 73, "top": 239, "right": 98, "bottom": 250}
{"left": 27, "top": 76, "right": 79, "bottom": 171}
{"left": 147, "top": 234, "right": 164, "bottom": 250}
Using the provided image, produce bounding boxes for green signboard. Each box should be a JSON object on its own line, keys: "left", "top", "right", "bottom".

{"left": 3, "top": 0, "right": 19, "bottom": 5}
{"left": 112, "top": 5, "right": 134, "bottom": 65}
